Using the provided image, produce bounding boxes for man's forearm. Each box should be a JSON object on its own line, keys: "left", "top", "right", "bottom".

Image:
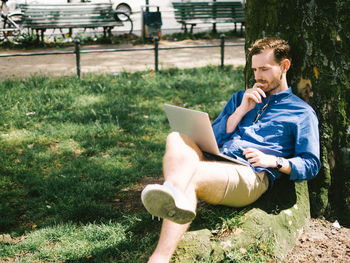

{"left": 226, "top": 106, "right": 247, "bottom": 133}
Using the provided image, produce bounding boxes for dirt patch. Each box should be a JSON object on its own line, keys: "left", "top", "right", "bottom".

{"left": 286, "top": 218, "right": 350, "bottom": 262}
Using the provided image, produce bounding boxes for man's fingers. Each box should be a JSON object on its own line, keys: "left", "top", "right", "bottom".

{"left": 252, "top": 90, "right": 263, "bottom": 103}
{"left": 245, "top": 92, "right": 261, "bottom": 103}
{"left": 251, "top": 84, "right": 267, "bottom": 98}
{"left": 242, "top": 147, "right": 257, "bottom": 155}
{"left": 241, "top": 86, "right": 267, "bottom": 112}
{"left": 246, "top": 94, "right": 260, "bottom": 104}
{"left": 247, "top": 157, "right": 260, "bottom": 167}
{"left": 255, "top": 87, "right": 266, "bottom": 98}
{"left": 244, "top": 152, "right": 255, "bottom": 159}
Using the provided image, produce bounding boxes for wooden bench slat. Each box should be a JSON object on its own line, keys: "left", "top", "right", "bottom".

{"left": 19, "top": 3, "right": 132, "bottom": 40}
{"left": 172, "top": 1, "right": 245, "bottom": 33}
{"left": 20, "top": 4, "right": 117, "bottom": 27}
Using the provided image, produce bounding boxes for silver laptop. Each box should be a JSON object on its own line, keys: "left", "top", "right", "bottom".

{"left": 163, "top": 104, "right": 248, "bottom": 166}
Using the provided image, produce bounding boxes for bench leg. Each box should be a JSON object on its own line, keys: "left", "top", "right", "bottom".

{"left": 59, "top": 28, "right": 65, "bottom": 38}
{"left": 108, "top": 27, "right": 112, "bottom": 38}
{"left": 190, "top": 24, "right": 196, "bottom": 34}
{"left": 241, "top": 22, "right": 245, "bottom": 36}
{"left": 36, "top": 29, "right": 45, "bottom": 43}
{"left": 181, "top": 22, "right": 188, "bottom": 34}
{"left": 35, "top": 29, "right": 40, "bottom": 42}
{"left": 212, "top": 23, "right": 217, "bottom": 33}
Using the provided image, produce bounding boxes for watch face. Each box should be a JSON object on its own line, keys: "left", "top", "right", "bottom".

{"left": 277, "top": 157, "right": 283, "bottom": 169}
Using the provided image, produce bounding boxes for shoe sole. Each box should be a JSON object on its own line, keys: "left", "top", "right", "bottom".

{"left": 142, "top": 188, "right": 195, "bottom": 224}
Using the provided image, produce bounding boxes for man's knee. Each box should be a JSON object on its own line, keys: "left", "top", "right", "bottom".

{"left": 166, "top": 132, "right": 182, "bottom": 145}
{"left": 166, "top": 132, "right": 193, "bottom": 146}
{"left": 165, "top": 132, "right": 204, "bottom": 160}
{"left": 166, "top": 132, "right": 184, "bottom": 156}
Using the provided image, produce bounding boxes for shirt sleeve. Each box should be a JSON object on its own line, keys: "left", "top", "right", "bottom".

{"left": 288, "top": 110, "right": 321, "bottom": 182}
{"left": 212, "top": 91, "right": 243, "bottom": 147}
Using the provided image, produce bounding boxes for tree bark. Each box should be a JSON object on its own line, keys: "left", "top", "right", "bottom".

{"left": 245, "top": 0, "right": 350, "bottom": 226}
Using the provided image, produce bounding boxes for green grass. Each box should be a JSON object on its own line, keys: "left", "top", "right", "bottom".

{"left": 0, "top": 66, "right": 275, "bottom": 262}
{"left": 223, "top": 230, "right": 276, "bottom": 263}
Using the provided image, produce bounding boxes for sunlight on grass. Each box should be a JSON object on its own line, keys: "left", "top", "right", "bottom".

{"left": 43, "top": 139, "right": 85, "bottom": 162}
{"left": 73, "top": 94, "right": 105, "bottom": 108}
{"left": 10, "top": 222, "right": 127, "bottom": 261}
{"left": 1, "top": 129, "right": 36, "bottom": 142}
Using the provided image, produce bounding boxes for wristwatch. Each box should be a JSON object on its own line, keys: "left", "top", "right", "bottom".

{"left": 276, "top": 157, "right": 283, "bottom": 170}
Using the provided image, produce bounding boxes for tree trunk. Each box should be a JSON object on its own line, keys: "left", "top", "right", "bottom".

{"left": 245, "top": 0, "right": 350, "bottom": 226}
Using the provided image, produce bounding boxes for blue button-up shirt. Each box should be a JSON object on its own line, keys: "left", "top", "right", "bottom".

{"left": 212, "top": 87, "right": 321, "bottom": 189}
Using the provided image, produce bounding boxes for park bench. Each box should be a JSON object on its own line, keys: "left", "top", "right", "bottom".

{"left": 172, "top": 1, "right": 245, "bottom": 35}
{"left": 19, "top": 2, "right": 132, "bottom": 41}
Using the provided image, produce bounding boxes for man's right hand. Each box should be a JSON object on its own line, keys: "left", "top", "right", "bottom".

{"left": 238, "top": 84, "right": 267, "bottom": 114}
{"left": 226, "top": 84, "right": 266, "bottom": 133}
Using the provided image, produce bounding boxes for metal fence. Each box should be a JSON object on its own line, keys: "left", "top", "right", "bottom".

{"left": 0, "top": 35, "right": 245, "bottom": 78}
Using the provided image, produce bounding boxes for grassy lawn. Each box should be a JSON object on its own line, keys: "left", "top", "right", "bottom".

{"left": 0, "top": 66, "right": 271, "bottom": 262}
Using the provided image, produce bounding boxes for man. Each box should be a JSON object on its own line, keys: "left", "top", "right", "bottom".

{"left": 141, "top": 37, "right": 321, "bottom": 263}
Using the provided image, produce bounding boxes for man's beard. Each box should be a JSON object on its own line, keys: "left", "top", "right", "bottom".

{"left": 265, "top": 79, "right": 281, "bottom": 95}
{"left": 264, "top": 72, "right": 283, "bottom": 95}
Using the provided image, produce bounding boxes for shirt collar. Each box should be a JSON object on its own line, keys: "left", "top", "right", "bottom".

{"left": 262, "top": 87, "right": 292, "bottom": 104}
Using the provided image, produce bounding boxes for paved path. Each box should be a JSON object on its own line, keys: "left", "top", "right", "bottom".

{"left": 0, "top": 39, "right": 245, "bottom": 78}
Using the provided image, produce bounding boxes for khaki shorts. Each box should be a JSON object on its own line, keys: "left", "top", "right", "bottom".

{"left": 216, "top": 163, "right": 269, "bottom": 207}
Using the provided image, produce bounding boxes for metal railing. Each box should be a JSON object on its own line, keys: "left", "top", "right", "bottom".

{"left": 0, "top": 34, "right": 244, "bottom": 79}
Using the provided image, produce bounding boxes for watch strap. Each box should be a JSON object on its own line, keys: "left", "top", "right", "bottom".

{"left": 276, "top": 157, "right": 283, "bottom": 170}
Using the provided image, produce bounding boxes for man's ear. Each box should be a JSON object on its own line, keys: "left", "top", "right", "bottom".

{"left": 281, "top": 59, "right": 291, "bottom": 73}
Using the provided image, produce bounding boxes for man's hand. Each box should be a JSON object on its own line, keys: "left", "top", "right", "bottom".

{"left": 226, "top": 84, "right": 266, "bottom": 134}
{"left": 242, "top": 148, "right": 292, "bottom": 175}
{"left": 242, "top": 148, "right": 276, "bottom": 168}
{"left": 238, "top": 84, "right": 267, "bottom": 114}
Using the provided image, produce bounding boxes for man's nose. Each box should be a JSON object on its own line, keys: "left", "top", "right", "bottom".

{"left": 254, "top": 70, "right": 262, "bottom": 80}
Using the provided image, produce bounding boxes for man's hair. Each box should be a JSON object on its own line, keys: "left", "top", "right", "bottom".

{"left": 248, "top": 37, "right": 291, "bottom": 64}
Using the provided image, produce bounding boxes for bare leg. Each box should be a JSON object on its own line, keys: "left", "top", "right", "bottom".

{"left": 148, "top": 132, "right": 229, "bottom": 263}
{"left": 163, "top": 132, "right": 230, "bottom": 205}
{"left": 148, "top": 220, "right": 190, "bottom": 263}
{"left": 162, "top": 132, "right": 205, "bottom": 208}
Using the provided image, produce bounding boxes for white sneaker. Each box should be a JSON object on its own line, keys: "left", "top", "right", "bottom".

{"left": 141, "top": 181, "right": 196, "bottom": 224}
